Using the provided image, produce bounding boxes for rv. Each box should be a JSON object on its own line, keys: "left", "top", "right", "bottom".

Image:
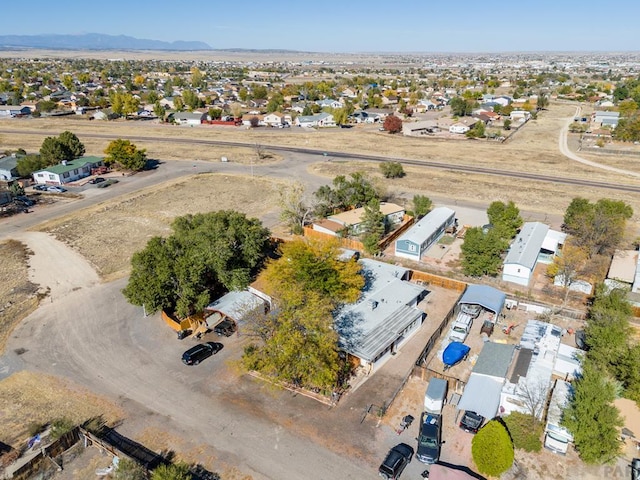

{"left": 544, "top": 379, "right": 574, "bottom": 454}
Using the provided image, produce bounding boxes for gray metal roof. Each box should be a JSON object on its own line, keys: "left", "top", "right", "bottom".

{"left": 396, "top": 207, "right": 455, "bottom": 246}
{"left": 458, "top": 284, "right": 506, "bottom": 314}
{"left": 336, "top": 259, "right": 426, "bottom": 362}
{"left": 205, "top": 290, "right": 265, "bottom": 324}
{"left": 0, "top": 155, "right": 18, "bottom": 171}
{"left": 457, "top": 373, "right": 504, "bottom": 419}
{"left": 503, "top": 222, "right": 549, "bottom": 269}
{"left": 472, "top": 342, "right": 515, "bottom": 378}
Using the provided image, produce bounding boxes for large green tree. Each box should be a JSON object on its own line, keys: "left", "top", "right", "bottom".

{"left": 563, "top": 198, "right": 633, "bottom": 256}
{"left": 460, "top": 227, "right": 506, "bottom": 276}
{"left": 562, "top": 360, "right": 623, "bottom": 464}
{"left": 471, "top": 420, "right": 514, "bottom": 477}
{"left": 58, "top": 131, "right": 85, "bottom": 158}
{"left": 104, "top": 139, "right": 147, "bottom": 171}
{"left": 314, "top": 172, "right": 380, "bottom": 217}
{"left": 123, "top": 211, "right": 270, "bottom": 318}
{"left": 360, "top": 198, "right": 385, "bottom": 254}
{"left": 487, "top": 200, "right": 522, "bottom": 239}
{"left": 243, "top": 238, "right": 363, "bottom": 390}
{"left": 16, "top": 154, "right": 49, "bottom": 177}
{"left": 411, "top": 194, "right": 432, "bottom": 219}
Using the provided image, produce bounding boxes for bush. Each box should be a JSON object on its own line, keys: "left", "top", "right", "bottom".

{"left": 50, "top": 417, "right": 74, "bottom": 440}
{"left": 379, "top": 161, "right": 405, "bottom": 178}
{"left": 471, "top": 420, "right": 514, "bottom": 477}
{"left": 151, "top": 462, "right": 192, "bottom": 480}
{"left": 115, "top": 458, "right": 148, "bottom": 480}
{"left": 503, "top": 412, "right": 543, "bottom": 452}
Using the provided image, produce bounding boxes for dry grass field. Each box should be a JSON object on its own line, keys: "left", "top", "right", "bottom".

{"left": 1, "top": 103, "right": 637, "bottom": 184}
{"left": 0, "top": 371, "right": 123, "bottom": 446}
{"left": 0, "top": 240, "right": 40, "bottom": 354}
{"left": 34, "top": 173, "right": 284, "bottom": 281}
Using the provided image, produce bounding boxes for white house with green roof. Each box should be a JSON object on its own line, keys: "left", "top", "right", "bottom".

{"left": 33, "top": 156, "right": 103, "bottom": 185}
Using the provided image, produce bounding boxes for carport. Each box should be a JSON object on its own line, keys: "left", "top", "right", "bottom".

{"left": 456, "top": 373, "right": 504, "bottom": 420}
{"left": 457, "top": 284, "right": 506, "bottom": 315}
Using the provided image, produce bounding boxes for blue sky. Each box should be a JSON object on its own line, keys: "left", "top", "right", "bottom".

{"left": 2, "top": 0, "right": 640, "bottom": 53}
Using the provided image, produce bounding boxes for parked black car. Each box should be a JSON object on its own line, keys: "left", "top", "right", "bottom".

{"left": 379, "top": 443, "right": 413, "bottom": 479}
{"left": 33, "top": 184, "right": 48, "bottom": 191}
{"left": 459, "top": 410, "right": 484, "bottom": 434}
{"left": 181, "top": 343, "right": 223, "bottom": 365}
{"left": 89, "top": 177, "right": 106, "bottom": 184}
{"left": 416, "top": 413, "right": 443, "bottom": 464}
{"left": 214, "top": 319, "right": 237, "bottom": 337}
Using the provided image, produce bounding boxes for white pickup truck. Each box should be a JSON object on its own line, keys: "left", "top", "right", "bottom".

{"left": 449, "top": 312, "right": 473, "bottom": 343}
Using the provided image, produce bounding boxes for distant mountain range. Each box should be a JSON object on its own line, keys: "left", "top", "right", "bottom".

{"left": 0, "top": 33, "right": 212, "bottom": 51}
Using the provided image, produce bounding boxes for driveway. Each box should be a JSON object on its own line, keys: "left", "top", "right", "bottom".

{"left": 3, "top": 231, "right": 378, "bottom": 479}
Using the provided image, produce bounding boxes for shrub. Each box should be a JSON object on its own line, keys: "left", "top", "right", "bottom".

{"left": 472, "top": 420, "right": 514, "bottom": 477}
{"left": 115, "top": 458, "right": 148, "bottom": 480}
{"left": 379, "top": 161, "right": 405, "bottom": 178}
{"left": 151, "top": 462, "right": 192, "bottom": 480}
{"left": 50, "top": 417, "right": 74, "bottom": 440}
{"left": 503, "top": 412, "right": 543, "bottom": 452}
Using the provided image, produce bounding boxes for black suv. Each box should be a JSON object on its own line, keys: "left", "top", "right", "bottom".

{"left": 379, "top": 443, "right": 413, "bottom": 479}
{"left": 214, "top": 319, "right": 237, "bottom": 337}
{"left": 459, "top": 410, "right": 484, "bottom": 434}
{"left": 416, "top": 413, "right": 443, "bottom": 464}
{"left": 181, "top": 343, "right": 222, "bottom": 365}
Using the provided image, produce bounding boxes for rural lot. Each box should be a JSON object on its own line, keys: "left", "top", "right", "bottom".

{"left": 0, "top": 96, "right": 639, "bottom": 480}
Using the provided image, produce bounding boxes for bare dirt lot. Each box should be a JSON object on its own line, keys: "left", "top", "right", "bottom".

{"left": 33, "top": 173, "right": 284, "bottom": 281}
{"left": 0, "top": 240, "right": 39, "bottom": 353}
{"left": 0, "top": 371, "right": 123, "bottom": 447}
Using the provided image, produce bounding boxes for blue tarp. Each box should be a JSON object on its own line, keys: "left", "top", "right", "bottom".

{"left": 443, "top": 342, "right": 471, "bottom": 367}
{"left": 458, "top": 284, "right": 506, "bottom": 315}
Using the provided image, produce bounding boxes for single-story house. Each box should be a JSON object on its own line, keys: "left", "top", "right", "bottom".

{"left": 312, "top": 218, "right": 346, "bottom": 236}
{"left": 605, "top": 249, "right": 639, "bottom": 291}
{"left": 394, "top": 207, "right": 455, "bottom": 261}
{"left": 204, "top": 290, "right": 266, "bottom": 329}
{"left": 241, "top": 114, "right": 265, "bottom": 126}
{"left": 32, "top": 156, "right": 104, "bottom": 185}
{"left": 295, "top": 112, "right": 335, "bottom": 128}
{"left": 326, "top": 202, "right": 405, "bottom": 236}
{"left": 0, "top": 105, "right": 31, "bottom": 117}
{"left": 316, "top": 98, "right": 342, "bottom": 109}
{"left": 263, "top": 112, "right": 285, "bottom": 127}
{"left": 510, "top": 110, "right": 531, "bottom": 122}
{"left": 0, "top": 155, "right": 19, "bottom": 181}
{"left": 457, "top": 343, "right": 516, "bottom": 421}
{"left": 335, "top": 259, "right": 428, "bottom": 372}
{"left": 502, "top": 222, "right": 567, "bottom": 287}
{"left": 173, "top": 111, "right": 206, "bottom": 126}
{"left": 593, "top": 110, "right": 620, "bottom": 129}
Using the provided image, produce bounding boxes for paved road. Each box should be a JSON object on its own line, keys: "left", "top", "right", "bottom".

{"left": 4, "top": 126, "right": 640, "bottom": 192}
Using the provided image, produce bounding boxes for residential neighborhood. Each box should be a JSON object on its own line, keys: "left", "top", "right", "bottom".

{"left": 1, "top": 36, "right": 640, "bottom": 480}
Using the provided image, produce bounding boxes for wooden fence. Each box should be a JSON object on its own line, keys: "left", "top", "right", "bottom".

{"left": 302, "top": 226, "right": 365, "bottom": 251}
{"left": 409, "top": 270, "right": 467, "bottom": 292}
{"left": 9, "top": 428, "right": 80, "bottom": 480}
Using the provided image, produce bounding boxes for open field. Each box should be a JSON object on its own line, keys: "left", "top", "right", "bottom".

{"left": 33, "top": 173, "right": 284, "bottom": 281}
{"left": 0, "top": 371, "right": 123, "bottom": 447}
{"left": 0, "top": 240, "right": 39, "bottom": 354}
{"left": 3, "top": 103, "right": 640, "bottom": 186}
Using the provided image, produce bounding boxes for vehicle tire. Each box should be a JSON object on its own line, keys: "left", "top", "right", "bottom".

{"left": 194, "top": 360, "right": 200, "bottom": 365}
